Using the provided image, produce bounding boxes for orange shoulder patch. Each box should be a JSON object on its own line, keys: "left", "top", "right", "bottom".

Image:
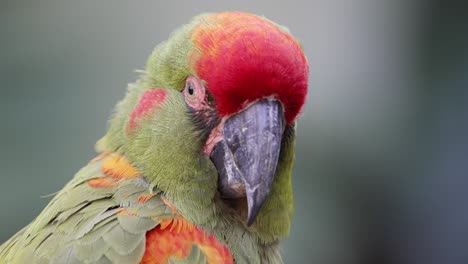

{"left": 102, "top": 154, "right": 140, "bottom": 179}
{"left": 142, "top": 198, "right": 233, "bottom": 263}
{"left": 87, "top": 152, "right": 141, "bottom": 189}
{"left": 141, "top": 217, "right": 234, "bottom": 264}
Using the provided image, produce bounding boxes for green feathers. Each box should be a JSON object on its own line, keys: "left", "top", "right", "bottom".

{"left": 95, "top": 13, "right": 298, "bottom": 262}
{"left": 0, "top": 158, "right": 172, "bottom": 264}
{"left": 1, "top": 12, "right": 302, "bottom": 264}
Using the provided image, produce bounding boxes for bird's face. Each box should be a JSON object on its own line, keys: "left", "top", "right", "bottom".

{"left": 181, "top": 76, "right": 287, "bottom": 226}
{"left": 100, "top": 12, "right": 308, "bottom": 228}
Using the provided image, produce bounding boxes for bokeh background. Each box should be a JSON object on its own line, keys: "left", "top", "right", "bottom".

{"left": 1, "top": 1, "right": 467, "bottom": 263}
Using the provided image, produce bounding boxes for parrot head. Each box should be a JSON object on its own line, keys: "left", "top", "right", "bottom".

{"left": 97, "top": 12, "right": 308, "bottom": 240}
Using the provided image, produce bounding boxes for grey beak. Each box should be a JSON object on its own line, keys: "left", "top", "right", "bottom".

{"left": 211, "top": 99, "right": 285, "bottom": 226}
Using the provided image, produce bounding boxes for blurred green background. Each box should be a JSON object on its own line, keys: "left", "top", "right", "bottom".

{"left": 1, "top": 1, "right": 467, "bottom": 263}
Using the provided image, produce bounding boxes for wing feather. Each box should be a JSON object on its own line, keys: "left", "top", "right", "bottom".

{"left": 0, "top": 153, "right": 231, "bottom": 264}
{"left": 0, "top": 154, "right": 175, "bottom": 264}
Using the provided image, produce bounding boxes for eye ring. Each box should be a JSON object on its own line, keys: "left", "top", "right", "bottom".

{"left": 183, "top": 76, "right": 207, "bottom": 110}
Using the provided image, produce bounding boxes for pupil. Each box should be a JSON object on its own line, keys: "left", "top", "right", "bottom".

{"left": 188, "top": 84, "right": 194, "bottom": 95}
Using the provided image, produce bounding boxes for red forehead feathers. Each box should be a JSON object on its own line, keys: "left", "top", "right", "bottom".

{"left": 191, "top": 12, "right": 309, "bottom": 123}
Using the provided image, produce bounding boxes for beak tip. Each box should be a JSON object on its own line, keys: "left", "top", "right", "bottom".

{"left": 247, "top": 205, "right": 260, "bottom": 226}
{"left": 246, "top": 187, "right": 267, "bottom": 227}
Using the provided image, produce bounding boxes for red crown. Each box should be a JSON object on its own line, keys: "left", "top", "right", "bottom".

{"left": 191, "top": 12, "right": 309, "bottom": 124}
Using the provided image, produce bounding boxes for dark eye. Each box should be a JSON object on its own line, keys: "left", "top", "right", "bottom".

{"left": 188, "top": 83, "right": 195, "bottom": 95}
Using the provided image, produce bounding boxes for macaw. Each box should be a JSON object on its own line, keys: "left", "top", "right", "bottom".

{"left": 0, "top": 11, "right": 308, "bottom": 263}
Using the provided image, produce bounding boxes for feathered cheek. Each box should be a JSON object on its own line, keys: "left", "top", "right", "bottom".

{"left": 126, "top": 89, "right": 168, "bottom": 135}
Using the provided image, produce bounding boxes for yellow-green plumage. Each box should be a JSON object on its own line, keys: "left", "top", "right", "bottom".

{"left": 0, "top": 11, "right": 307, "bottom": 264}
